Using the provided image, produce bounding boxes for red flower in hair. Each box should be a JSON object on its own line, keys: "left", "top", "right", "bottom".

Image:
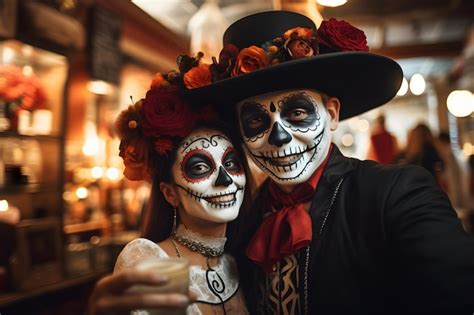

{"left": 119, "top": 138, "right": 150, "bottom": 181}
{"left": 153, "top": 137, "right": 174, "bottom": 156}
{"left": 140, "top": 86, "right": 197, "bottom": 138}
{"left": 317, "top": 18, "right": 368, "bottom": 53}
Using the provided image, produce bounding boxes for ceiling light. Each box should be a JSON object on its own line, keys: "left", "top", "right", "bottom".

{"left": 87, "top": 80, "right": 114, "bottom": 95}
{"left": 397, "top": 77, "right": 408, "bottom": 96}
{"left": 341, "top": 133, "right": 354, "bottom": 146}
{"left": 409, "top": 73, "right": 426, "bottom": 96}
{"left": 317, "top": 0, "right": 348, "bottom": 7}
{"left": 447, "top": 90, "right": 473, "bottom": 118}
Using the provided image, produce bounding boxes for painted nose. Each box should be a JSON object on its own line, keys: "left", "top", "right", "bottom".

{"left": 268, "top": 122, "right": 292, "bottom": 147}
{"left": 215, "top": 166, "right": 233, "bottom": 187}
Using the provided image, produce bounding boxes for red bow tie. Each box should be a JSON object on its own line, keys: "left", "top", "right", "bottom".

{"left": 246, "top": 146, "right": 332, "bottom": 273}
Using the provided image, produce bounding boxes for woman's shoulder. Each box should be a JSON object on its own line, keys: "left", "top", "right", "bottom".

{"left": 113, "top": 238, "right": 168, "bottom": 273}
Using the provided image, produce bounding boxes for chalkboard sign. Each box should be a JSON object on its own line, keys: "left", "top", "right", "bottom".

{"left": 88, "top": 7, "right": 122, "bottom": 84}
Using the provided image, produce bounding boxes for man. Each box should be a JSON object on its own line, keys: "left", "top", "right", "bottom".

{"left": 367, "top": 115, "right": 399, "bottom": 165}
{"left": 184, "top": 11, "right": 474, "bottom": 314}
{"left": 89, "top": 10, "right": 474, "bottom": 315}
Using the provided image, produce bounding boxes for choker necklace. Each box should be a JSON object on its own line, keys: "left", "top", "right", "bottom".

{"left": 172, "top": 224, "right": 227, "bottom": 257}
{"left": 171, "top": 224, "right": 229, "bottom": 315}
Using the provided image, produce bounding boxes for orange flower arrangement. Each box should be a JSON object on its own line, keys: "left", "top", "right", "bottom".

{"left": 183, "top": 63, "right": 212, "bottom": 89}
{"left": 115, "top": 65, "right": 218, "bottom": 181}
{"left": 283, "top": 27, "right": 314, "bottom": 39}
{"left": 119, "top": 137, "right": 151, "bottom": 181}
{"left": 232, "top": 46, "right": 269, "bottom": 77}
{"left": 0, "top": 65, "right": 47, "bottom": 111}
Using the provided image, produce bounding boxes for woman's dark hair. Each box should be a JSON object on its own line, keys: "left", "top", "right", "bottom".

{"left": 140, "top": 121, "right": 254, "bottom": 244}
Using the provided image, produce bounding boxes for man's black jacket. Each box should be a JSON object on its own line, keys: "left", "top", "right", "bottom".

{"left": 231, "top": 145, "right": 474, "bottom": 314}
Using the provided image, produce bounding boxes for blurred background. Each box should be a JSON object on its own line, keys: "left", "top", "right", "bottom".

{"left": 0, "top": 0, "right": 472, "bottom": 314}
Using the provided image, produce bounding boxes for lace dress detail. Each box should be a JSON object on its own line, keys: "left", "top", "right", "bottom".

{"left": 114, "top": 238, "right": 244, "bottom": 315}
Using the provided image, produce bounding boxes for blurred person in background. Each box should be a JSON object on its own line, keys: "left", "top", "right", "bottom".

{"left": 367, "top": 114, "right": 399, "bottom": 164}
{"left": 397, "top": 123, "right": 444, "bottom": 186}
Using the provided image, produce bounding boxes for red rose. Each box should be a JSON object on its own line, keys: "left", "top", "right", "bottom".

{"left": 119, "top": 138, "right": 150, "bottom": 181}
{"left": 317, "top": 18, "right": 369, "bottom": 53}
{"left": 140, "top": 86, "right": 196, "bottom": 138}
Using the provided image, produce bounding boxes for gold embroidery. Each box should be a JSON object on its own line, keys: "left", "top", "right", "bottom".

{"left": 259, "top": 255, "right": 300, "bottom": 315}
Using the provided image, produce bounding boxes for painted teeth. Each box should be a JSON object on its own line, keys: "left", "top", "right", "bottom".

{"left": 205, "top": 194, "right": 235, "bottom": 204}
{"left": 268, "top": 154, "right": 301, "bottom": 166}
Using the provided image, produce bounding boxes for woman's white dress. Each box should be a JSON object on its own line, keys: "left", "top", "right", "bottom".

{"left": 114, "top": 238, "right": 243, "bottom": 315}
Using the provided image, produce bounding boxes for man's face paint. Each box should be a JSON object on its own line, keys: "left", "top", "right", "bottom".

{"left": 172, "top": 128, "right": 246, "bottom": 223}
{"left": 237, "top": 89, "right": 332, "bottom": 185}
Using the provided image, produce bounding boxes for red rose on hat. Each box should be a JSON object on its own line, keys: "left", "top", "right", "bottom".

{"left": 317, "top": 18, "right": 369, "bottom": 53}
{"left": 140, "top": 86, "right": 196, "bottom": 138}
{"left": 232, "top": 46, "right": 269, "bottom": 76}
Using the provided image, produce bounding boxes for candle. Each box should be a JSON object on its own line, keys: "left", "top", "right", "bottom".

{"left": 0, "top": 200, "right": 20, "bottom": 225}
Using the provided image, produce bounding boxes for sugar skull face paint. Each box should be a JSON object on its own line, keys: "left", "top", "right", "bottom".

{"left": 237, "top": 89, "right": 332, "bottom": 185}
{"left": 172, "top": 128, "right": 246, "bottom": 223}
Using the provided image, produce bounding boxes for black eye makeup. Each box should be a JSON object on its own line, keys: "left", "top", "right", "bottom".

{"left": 222, "top": 147, "right": 243, "bottom": 175}
{"left": 181, "top": 149, "right": 216, "bottom": 183}
{"left": 279, "top": 92, "right": 318, "bottom": 128}
{"left": 239, "top": 101, "right": 271, "bottom": 138}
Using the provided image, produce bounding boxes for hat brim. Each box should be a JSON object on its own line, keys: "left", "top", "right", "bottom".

{"left": 182, "top": 52, "right": 403, "bottom": 121}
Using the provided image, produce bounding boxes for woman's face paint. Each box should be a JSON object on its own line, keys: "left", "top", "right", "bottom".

{"left": 172, "top": 128, "right": 246, "bottom": 223}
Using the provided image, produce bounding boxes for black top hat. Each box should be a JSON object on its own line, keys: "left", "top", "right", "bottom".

{"left": 182, "top": 11, "right": 403, "bottom": 121}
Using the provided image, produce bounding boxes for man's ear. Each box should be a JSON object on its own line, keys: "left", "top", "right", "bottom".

{"left": 159, "top": 182, "right": 178, "bottom": 207}
{"left": 326, "top": 97, "right": 341, "bottom": 131}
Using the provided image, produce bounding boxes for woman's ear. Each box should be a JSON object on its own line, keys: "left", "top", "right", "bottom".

{"left": 159, "top": 182, "right": 178, "bottom": 207}
{"left": 326, "top": 97, "right": 341, "bottom": 131}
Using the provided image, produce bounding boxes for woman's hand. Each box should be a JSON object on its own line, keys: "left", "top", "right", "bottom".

{"left": 88, "top": 270, "right": 193, "bottom": 315}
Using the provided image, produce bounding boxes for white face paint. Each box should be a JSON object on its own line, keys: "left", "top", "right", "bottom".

{"left": 172, "top": 128, "right": 246, "bottom": 223}
{"left": 237, "top": 89, "right": 332, "bottom": 185}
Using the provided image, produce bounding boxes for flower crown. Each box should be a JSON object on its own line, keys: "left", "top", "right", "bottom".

{"left": 115, "top": 18, "right": 366, "bottom": 181}
{"left": 115, "top": 78, "right": 217, "bottom": 181}
{"left": 179, "top": 18, "right": 368, "bottom": 90}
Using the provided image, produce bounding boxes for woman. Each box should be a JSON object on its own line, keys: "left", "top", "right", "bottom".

{"left": 396, "top": 123, "right": 444, "bottom": 184}
{"left": 88, "top": 74, "right": 250, "bottom": 315}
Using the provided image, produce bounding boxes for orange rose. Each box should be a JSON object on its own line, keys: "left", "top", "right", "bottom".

{"left": 283, "top": 27, "right": 314, "bottom": 39}
{"left": 232, "top": 46, "right": 269, "bottom": 77}
{"left": 119, "top": 138, "right": 150, "bottom": 181}
{"left": 286, "top": 38, "right": 316, "bottom": 59}
{"left": 183, "top": 64, "right": 212, "bottom": 89}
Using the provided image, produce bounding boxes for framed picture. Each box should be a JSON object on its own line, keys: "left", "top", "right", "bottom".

{"left": 10, "top": 218, "right": 63, "bottom": 291}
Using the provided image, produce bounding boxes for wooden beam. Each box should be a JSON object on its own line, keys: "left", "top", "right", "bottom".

{"left": 371, "top": 41, "right": 464, "bottom": 59}
{"left": 321, "top": 0, "right": 474, "bottom": 21}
